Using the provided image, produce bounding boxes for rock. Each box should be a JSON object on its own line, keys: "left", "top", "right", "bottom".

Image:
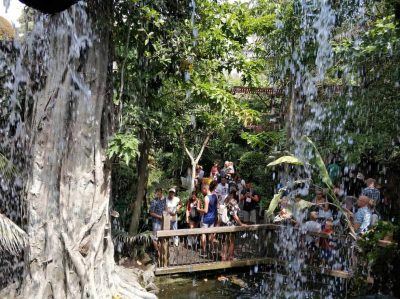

{"left": 142, "top": 268, "right": 155, "bottom": 287}
{"left": 145, "top": 263, "right": 156, "bottom": 272}
{"left": 18, "top": 0, "right": 79, "bottom": 14}
{"left": 145, "top": 282, "right": 159, "bottom": 294}
{"left": 230, "top": 276, "right": 247, "bottom": 288}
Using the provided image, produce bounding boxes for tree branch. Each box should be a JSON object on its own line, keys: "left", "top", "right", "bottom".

{"left": 195, "top": 133, "right": 212, "bottom": 163}
{"left": 181, "top": 135, "right": 195, "bottom": 163}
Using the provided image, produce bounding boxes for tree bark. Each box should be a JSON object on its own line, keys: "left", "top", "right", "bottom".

{"left": 7, "top": 2, "right": 155, "bottom": 298}
{"left": 128, "top": 130, "right": 150, "bottom": 235}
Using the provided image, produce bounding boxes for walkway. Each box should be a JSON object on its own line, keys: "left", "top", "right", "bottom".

{"left": 155, "top": 224, "right": 353, "bottom": 279}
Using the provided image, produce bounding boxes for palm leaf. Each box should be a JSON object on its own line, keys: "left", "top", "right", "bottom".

{"left": 0, "top": 213, "right": 28, "bottom": 255}
{"left": 0, "top": 152, "right": 18, "bottom": 179}
{"left": 113, "top": 229, "right": 152, "bottom": 248}
{"left": 267, "top": 155, "right": 304, "bottom": 167}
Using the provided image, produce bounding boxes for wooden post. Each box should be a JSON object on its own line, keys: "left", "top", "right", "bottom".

{"left": 160, "top": 211, "right": 170, "bottom": 267}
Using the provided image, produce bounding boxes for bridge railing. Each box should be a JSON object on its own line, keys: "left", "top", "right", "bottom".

{"left": 155, "top": 222, "right": 355, "bottom": 278}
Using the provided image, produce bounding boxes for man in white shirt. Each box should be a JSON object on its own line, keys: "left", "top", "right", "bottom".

{"left": 166, "top": 188, "right": 181, "bottom": 246}
{"left": 216, "top": 176, "right": 229, "bottom": 203}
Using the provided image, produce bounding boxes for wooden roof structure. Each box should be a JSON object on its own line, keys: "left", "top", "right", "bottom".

{"left": 232, "top": 86, "right": 284, "bottom": 96}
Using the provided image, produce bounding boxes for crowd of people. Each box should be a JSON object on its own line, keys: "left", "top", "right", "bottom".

{"left": 272, "top": 177, "right": 384, "bottom": 265}
{"left": 274, "top": 189, "right": 378, "bottom": 234}
{"left": 149, "top": 161, "right": 261, "bottom": 260}
{"left": 149, "top": 159, "right": 385, "bottom": 263}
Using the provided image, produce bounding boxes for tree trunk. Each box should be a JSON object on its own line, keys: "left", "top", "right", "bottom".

{"left": 182, "top": 134, "right": 211, "bottom": 192}
{"left": 129, "top": 130, "right": 150, "bottom": 235}
{"left": 10, "top": 3, "right": 154, "bottom": 299}
{"left": 190, "top": 161, "right": 196, "bottom": 192}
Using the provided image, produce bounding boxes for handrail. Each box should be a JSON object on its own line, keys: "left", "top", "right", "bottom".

{"left": 156, "top": 224, "right": 277, "bottom": 238}
{"left": 156, "top": 223, "right": 351, "bottom": 240}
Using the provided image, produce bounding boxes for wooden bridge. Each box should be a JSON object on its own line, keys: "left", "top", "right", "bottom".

{"left": 155, "top": 221, "right": 354, "bottom": 279}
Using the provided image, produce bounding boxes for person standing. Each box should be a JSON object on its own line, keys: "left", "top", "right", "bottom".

{"left": 197, "top": 182, "right": 218, "bottom": 256}
{"left": 220, "top": 190, "right": 246, "bottom": 261}
{"left": 166, "top": 188, "right": 181, "bottom": 246}
{"left": 216, "top": 176, "right": 230, "bottom": 225}
{"left": 240, "top": 182, "right": 260, "bottom": 224}
{"left": 210, "top": 162, "right": 219, "bottom": 182}
{"left": 302, "top": 211, "right": 322, "bottom": 263}
{"left": 216, "top": 176, "right": 229, "bottom": 202}
{"left": 362, "top": 178, "right": 381, "bottom": 205}
{"left": 353, "top": 195, "right": 372, "bottom": 235}
{"left": 149, "top": 188, "right": 166, "bottom": 254}
{"left": 186, "top": 191, "right": 200, "bottom": 247}
{"left": 186, "top": 191, "right": 200, "bottom": 229}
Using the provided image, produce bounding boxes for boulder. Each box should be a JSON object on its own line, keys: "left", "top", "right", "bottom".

{"left": 141, "top": 268, "right": 155, "bottom": 287}
{"left": 145, "top": 282, "right": 159, "bottom": 294}
{"left": 19, "top": 0, "right": 79, "bottom": 14}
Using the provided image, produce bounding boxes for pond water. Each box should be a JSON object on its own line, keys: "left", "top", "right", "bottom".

{"left": 157, "top": 267, "right": 346, "bottom": 299}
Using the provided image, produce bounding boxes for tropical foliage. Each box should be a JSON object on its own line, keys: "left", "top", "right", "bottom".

{"left": 0, "top": 213, "right": 27, "bottom": 255}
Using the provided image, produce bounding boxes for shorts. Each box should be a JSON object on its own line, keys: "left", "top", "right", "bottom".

{"left": 201, "top": 222, "right": 215, "bottom": 228}
{"left": 242, "top": 209, "right": 257, "bottom": 223}
{"left": 152, "top": 221, "right": 162, "bottom": 241}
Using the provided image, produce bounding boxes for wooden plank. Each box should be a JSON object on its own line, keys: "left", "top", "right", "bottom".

{"left": 156, "top": 224, "right": 280, "bottom": 238}
{"left": 155, "top": 257, "right": 352, "bottom": 279}
{"left": 160, "top": 211, "right": 171, "bottom": 267}
{"left": 314, "top": 268, "right": 352, "bottom": 279}
{"left": 232, "top": 86, "right": 284, "bottom": 96}
{"left": 162, "top": 211, "right": 170, "bottom": 230}
{"left": 155, "top": 257, "right": 283, "bottom": 275}
{"left": 156, "top": 223, "right": 349, "bottom": 240}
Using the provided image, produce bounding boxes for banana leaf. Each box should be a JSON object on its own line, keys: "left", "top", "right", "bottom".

{"left": 266, "top": 189, "right": 285, "bottom": 217}
{"left": 295, "top": 199, "right": 314, "bottom": 210}
{"left": 267, "top": 155, "right": 304, "bottom": 167}
{"left": 302, "top": 136, "right": 333, "bottom": 189}
{"left": 302, "top": 136, "right": 356, "bottom": 238}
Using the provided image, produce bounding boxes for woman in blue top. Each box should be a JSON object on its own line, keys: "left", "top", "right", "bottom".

{"left": 197, "top": 182, "right": 218, "bottom": 256}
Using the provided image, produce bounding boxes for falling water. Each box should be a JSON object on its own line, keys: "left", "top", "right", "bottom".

{"left": 269, "top": 0, "right": 367, "bottom": 297}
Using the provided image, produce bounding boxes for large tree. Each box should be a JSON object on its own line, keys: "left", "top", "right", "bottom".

{"left": 1, "top": 2, "right": 154, "bottom": 298}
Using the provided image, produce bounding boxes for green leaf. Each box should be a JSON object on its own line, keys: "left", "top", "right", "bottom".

{"left": 0, "top": 152, "right": 18, "bottom": 179}
{"left": 266, "top": 189, "right": 285, "bottom": 217}
{"left": 267, "top": 155, "right": 304, "bottom": 167}
{"left": 302, "top": 136, "right": 333, "bottom": 189}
